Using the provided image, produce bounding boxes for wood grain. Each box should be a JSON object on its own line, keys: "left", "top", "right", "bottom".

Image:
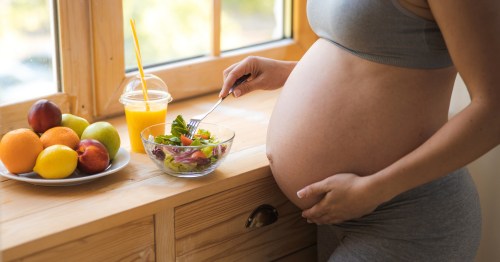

{"left": 275, "top": 245, "right": 318, "bottom": 262}
{"left": 174, "top": 175, "right": 316, "bottom": 261}
{"left": 58, "top": 0, "right": 94, "bottom": 120}
{"left": 154, "top": 209, "right": 175, "bottom": 262}
{"left": 15, "top": 216, "right": 155, "bottom": 262}
{"left": 212, "top": 0, "right": 221, "bottom": 57}
{"left": 90, "top": 0, "right": 126, "bottom": 118}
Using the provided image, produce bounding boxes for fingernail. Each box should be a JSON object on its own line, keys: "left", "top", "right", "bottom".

{"left": 233, "top": 89, "right": 241, "bottom": 97}
{"left": 297, "top": 190, "right": 304, "bottom": 199}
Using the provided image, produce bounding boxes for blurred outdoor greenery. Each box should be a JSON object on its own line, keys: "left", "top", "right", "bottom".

{"left": 1, "top": 0, "right": 51, "bottom": 35}
{"left": 0, "top": 0, "right": 55, "bottom": 105}
{"left": 123, "top": 0, "right": 284, "bottom": 69}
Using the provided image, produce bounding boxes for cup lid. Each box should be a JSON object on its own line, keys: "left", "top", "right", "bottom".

{"left": 119, "top": 74, "right": 173, "bottom": 105}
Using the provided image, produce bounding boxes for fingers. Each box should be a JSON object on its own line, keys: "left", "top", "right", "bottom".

{"left": 298, "top": 178, "right": 343, "bottom": 225}
{"left": 297, "top": 179, "right": 329, "bottom": 199}
{"left": 220, "top": 56, "right": 295, "bottom": 97}
{"left": 302, "top": 203, "right": 343, "bottom": 225}
{"left": 301, "top": 204, "right": 323, "bottom": 220}
{"left": 232, "top": 80, "right": 248, "bottom": 98}
{"left": 222, "top": 63, "right": 238, "bottom": 79}
{"left": 220, "top": 60, "right": 253, "bottom": 98}
{"left": 220, "top": 56, "right": 266, "bottom": 98}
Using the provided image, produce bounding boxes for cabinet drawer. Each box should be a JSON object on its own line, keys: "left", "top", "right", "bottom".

{"left": 174, "top": 175, "right": 316, "bottom": 261}
{"left": 16, "top": 216, "right": 155, "bottom": 262}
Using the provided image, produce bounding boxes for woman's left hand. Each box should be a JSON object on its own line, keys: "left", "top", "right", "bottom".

{"left": 297, "top": 173, "right": 384, "bottom": 225}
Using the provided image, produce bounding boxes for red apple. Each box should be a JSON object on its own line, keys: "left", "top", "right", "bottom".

{"left": 76, "top": 139, "right": 110, "bottom": 175}
{"left": 28, "top": 99, "right": 62, "bottom": 133}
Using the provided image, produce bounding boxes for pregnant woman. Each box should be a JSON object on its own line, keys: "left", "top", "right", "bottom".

{"left": 220, "top": 0, "right": 500, "bottom": 261}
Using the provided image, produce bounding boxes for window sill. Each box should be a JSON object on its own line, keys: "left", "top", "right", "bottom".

{"left": 0, "top": 89, "right": 281, "bottom": 260}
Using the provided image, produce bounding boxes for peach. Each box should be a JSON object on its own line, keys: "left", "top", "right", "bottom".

{"left": 28, "top": 99, "right": 62, "bottom": 133}
{"left": 76, "top": 139, "right": 110, "bottom": 175}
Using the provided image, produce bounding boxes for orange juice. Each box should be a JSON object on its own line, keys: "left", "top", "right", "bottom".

{"left": 124, "top": 105, "right": 167, "bottom": 153}
{"left": 120, "top": 74, "right": 172, "bottom": 153}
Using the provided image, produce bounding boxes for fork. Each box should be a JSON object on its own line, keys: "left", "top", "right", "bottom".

{"left": 186, "top": 74, "right": 251, "bottom": 138}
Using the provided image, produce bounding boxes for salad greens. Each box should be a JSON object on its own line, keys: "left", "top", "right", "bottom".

{"left": 171, "top": 115, "right": 188, "bottom": 138}
{"left": 148, "top": 115, "right": 227, "bottom": 173}
{"left": 153, "top": 115, "right": 218, "bottom": 146}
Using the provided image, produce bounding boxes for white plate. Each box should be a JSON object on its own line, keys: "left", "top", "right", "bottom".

{"left": 0, "top": 147, "right": 130, "bottom": 186}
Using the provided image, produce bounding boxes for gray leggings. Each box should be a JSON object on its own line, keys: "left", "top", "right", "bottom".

{"left": 317, "top": 167, "right": 481, "bottom": 262}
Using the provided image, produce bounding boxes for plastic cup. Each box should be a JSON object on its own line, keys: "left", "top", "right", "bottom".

{"left": 119, "top": 74, "right": 172, "bottom": 153}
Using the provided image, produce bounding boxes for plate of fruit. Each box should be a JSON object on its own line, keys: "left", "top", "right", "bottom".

{"left": 0, "top": 99, "right": 130, "bottom": 186}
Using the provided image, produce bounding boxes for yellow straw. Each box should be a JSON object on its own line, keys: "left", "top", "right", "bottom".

{"left": 129, "top": 18, "right": 150, "bottom": 111}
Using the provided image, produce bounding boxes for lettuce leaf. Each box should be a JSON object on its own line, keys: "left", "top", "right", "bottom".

{"left": 171, "top": 115, "right": 188, "bottom": 137}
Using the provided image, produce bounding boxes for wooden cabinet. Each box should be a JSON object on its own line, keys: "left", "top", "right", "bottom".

{"left": 14, "top": 216, "right": 155, "bottom": 262}
{"left": 7, "top": 176, "right": 316, "bottom": 262}
{"left": 172, "top": 175, "right": 316, "bottom": 261}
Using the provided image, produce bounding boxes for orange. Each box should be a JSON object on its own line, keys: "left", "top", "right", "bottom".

{"left": 0, "top": 128, "right": 44, "bottom": 174}
{"left": 40, "top": 126, "right": 80, "bottom": 150}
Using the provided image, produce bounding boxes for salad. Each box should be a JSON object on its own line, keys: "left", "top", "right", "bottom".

{"left": 147, "top": 115, "right": 228, "bottom": 173}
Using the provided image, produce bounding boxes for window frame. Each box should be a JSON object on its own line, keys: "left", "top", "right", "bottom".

{"left": 0, "top": 0, "right": 316, "bottom": 136}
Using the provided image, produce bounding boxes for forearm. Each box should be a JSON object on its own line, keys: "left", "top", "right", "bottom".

{"left": 280, "top": 60, "right": 298, "bottom": 80}
{"left": 372, "top": 99, "right": 500, "bottom": 202}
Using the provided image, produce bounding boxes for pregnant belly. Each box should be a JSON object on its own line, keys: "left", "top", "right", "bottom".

{"left": 266, "top": 39, "right": 455, "bottom": 209}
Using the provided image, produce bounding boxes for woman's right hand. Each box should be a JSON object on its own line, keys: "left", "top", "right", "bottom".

{"left": 219, "top": 56, "right": 296, "bottom": 98}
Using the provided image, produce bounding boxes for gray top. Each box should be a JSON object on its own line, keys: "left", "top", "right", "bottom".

{"left": 307, "top": 0, "right": 453, "bottom": 69}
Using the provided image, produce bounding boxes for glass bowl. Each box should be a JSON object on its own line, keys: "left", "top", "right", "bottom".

{"left": 141, "top": 122, "right": 235, "bottom": 177}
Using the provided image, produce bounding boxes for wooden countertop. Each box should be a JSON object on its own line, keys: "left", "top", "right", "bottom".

{"left": 0, "top": 89, "right": 281, "bottom": 260}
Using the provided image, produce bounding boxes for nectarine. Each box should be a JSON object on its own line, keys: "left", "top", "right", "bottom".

{"left": 28, "top": 99, "right": 62, "bottom": 133}
{"left": 76, "top": 139, "right": 110, "bottom": 175}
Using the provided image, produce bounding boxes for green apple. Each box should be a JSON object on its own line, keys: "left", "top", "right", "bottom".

{"left": 81, "top": 121, "right": 121, "bottom": 160}
{"left": 61, "top": 113, "right": 90, "bottom": 138}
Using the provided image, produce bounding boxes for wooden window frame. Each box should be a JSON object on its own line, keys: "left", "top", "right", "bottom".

{"left": 0, "top": 0, "right": 316, "bottom": 136}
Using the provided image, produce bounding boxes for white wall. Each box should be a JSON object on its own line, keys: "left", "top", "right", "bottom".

{"left": 450, "top": 76, "right": 500, "bottom": 262}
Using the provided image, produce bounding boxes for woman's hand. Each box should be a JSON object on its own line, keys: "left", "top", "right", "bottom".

{"left": 219, "top": 56, "right": 296, "bottom": 98}
{"left": 297, "top": 173, "right": 386, "bottom": 225}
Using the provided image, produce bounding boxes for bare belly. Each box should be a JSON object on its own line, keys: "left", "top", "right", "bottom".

{"left": 266, "top": 39, "right": 457, "bottom": 209}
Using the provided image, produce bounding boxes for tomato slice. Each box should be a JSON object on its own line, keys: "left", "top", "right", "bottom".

{"left": 180, "top": 135, "right": 193, "bottom": 146}
{"left": 191, "top": 151, "right": 207, "bottom": 159}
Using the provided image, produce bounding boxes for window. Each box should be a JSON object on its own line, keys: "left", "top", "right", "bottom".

{"left": 122, "top": 0, "right": 212, "bottom": 70}
{"left": 220, "top": 0, "right": 291, "bottom": 51}
{"left": 0, "top": 0, "right": 59, "bottom": 106}
{"left": 0, "top": 0, "right": 315, "bottom": 137}
{"left": 121, "top": 0, "right": 292, "bottom": 70}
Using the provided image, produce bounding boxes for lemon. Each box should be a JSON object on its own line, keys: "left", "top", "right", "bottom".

{"left": 33, "top": 145, "right": 78, "bottom": 179}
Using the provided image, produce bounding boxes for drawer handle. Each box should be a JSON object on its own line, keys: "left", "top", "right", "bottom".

{"left": 245, "top": 204, "right": 279, "bottom": 228}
